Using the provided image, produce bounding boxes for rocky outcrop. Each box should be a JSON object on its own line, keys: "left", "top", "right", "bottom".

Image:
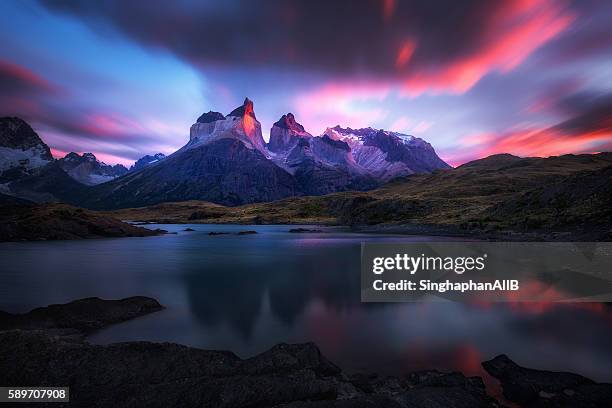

{"left": 58, "top": 152, "right": 128, "bottom": 185}
{"left": 0, "top": 201, "right": 163, "bottom": 241}
{"left": 0, "top": 117, "right": 53, "bottom": 181}
{"left": 483, "top": 354, "right": 612, "bottom": 407}
{"left": 0, "top": 297, "right": 163, "bottom": 333}
{"left": 0, "top": 298, "right": 501, "bottom": 408}
{"left": 4, "top": 298, "right": 610, "bottom": 407}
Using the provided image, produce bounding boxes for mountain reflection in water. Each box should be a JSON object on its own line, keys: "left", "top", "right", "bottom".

{"left": 0, "top": 224, "right": 610, "bottom": 384}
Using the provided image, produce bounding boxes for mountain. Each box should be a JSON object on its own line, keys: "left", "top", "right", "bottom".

{"left": 188, "top": 97, "right": 267, "bottom": 153}
{"left": 0, "top": 118, "right": 89, "bottom": 202}
{"left": 267, "top": 114, "right": 378, "bottom": 194}
{"left": 58, "top": 152, "right": 128, "bottom": 185}
{"left": 81, "top": 99, "right": 300, "bottom": 209}
{"left": 130, "top": 153, "right": 166, "bottom": 171}
{"left": 266, "top": 113, "right": 450, "bottom": 194}
{"left": 266, "top": 115, "right": 450, "bottom": 186}
{"left": 324, "top": 126, "right": 451, "bottom": 180}
{"left": 0, "top": 100, "right": 450, "bottom": 209}
{"left": 267, "top": 113, "right": 312, "bottom": 153}
{"left": 5, "top": 161, "right": 88, "bottom": 203}
{"left": 0, "top": 117, "right": 53, "bottom": 182}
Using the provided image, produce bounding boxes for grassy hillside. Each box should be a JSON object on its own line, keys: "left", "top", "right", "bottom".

{"left": 106, "top": 153, "right": 612, "bottom": 240}
{"left": 0, "top": 196, "right": 163, "bottom": 241}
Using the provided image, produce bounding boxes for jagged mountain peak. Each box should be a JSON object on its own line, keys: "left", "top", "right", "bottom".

{"left": 130, "top": 153, "right": 166, "bottom": 171}
{"left": 0, "top": 116, "right": 53, "bottom": 177}
{"left": 82, "top": 152, "right": 97, "bottom": 161}
{"left": 0, "top": 116, "right": 53, "bottom": 157}
{"left": 58, "top": 152, "right": 128, "bottom": 186}
{"left": 273, "top": 113, "right": 306, "bottom": 133}
{"left": 228, "top": 97, "right": 256, "bottom": 119}
{"left": 268, "top": 113, "right": 312, "bottom": 153}
{"left": 0, "top": 115, "right": 450, "bottom": 208}
{"left": 197, "top": 111, "right": 225, "bottom": 124}
{"left": 62, "top": 152, "right": 99, "bottom": 163}
{"left": 63, "top": 152, "right": 81, "bottom": 161}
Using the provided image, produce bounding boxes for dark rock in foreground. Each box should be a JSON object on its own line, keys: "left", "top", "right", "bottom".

{"left": 0, "top": 296, "right": 163, "bottom": 333}
{"left": 4, "top": 298, "right": 610, "bottom": 407}
{"left": 483, "top": 354, "right": 612, "bottom": 407}
{"left": 289, "top": 228, "right": 323, "bottom": 233}
{"left": 0, "top": 297, "right": 501, "bottom": 408}
{"left": 237, "top": 230, "right": 258, "bottom": 235}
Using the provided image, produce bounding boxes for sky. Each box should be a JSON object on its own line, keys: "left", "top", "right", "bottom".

{"left": 0, "top": 0, "right": 611, "bottom": 167}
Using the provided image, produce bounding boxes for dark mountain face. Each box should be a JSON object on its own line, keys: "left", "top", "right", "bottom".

{"left": 279, "top": 137, "right": 377, "bottom": 195}
{"left": 58, "top": 152, "right": 128, "bottom": 185}
{"left": 197, "top": 111, "right": 225, "bottom": 123}
{"left": 0, "top": 117, "right": 53, "bottom": 155}
{"left": 0, "top": 117, "right": 54, "bottom": 182}
{"left": 83, "top": 139, "right": 300, "bottom": 209}
{"left": 6, "top": 161, "right": 89, "bottom": 204}
{"left": 130, "top": 153, "right": 166, "bottom": 172}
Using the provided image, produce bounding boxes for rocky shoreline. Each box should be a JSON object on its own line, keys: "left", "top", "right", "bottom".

{"left": 1, "top": 297, "right": 611, "bottom": 407}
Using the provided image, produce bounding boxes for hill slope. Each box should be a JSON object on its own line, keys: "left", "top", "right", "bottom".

{"left": 107, "top": 153, "right": 612, "bottom": 240}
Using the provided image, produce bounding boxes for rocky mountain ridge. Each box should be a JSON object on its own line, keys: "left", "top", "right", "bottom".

{"left": 129, "top": 152, "right": 166, "bottom": 172}
{"left": 0, "top": 99, "right": 449, "bottom": 208}
{"left": 58, "top": 152, "right": 128, "bottom": 185}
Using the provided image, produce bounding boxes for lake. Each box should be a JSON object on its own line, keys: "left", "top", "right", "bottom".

{"left": 1, "top": 224, "right": 611, "bottom": 387}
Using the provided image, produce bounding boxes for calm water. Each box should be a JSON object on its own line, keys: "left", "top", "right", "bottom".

{"left": 1, "top": 224, "right": 611, "bottom": 385}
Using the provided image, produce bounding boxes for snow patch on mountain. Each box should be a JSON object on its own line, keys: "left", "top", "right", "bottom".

{"left": 0, "top": 145, "right": 52, "bottom": 172}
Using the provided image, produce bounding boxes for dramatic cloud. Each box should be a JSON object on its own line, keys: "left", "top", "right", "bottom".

{"left": 38, "top": 0, "right": 574, "bottom": 95}
{"left": 0, "top": 59, "right": 59, "bottom": 115}
{"left": 0, "top": 0, "right": 609, "bottom": 165}
{"left": 553, "top": 92, "right": 612, "bottom": 136}
{"left": 443, "top": 91, "right": 612, "bottom": 165}
{"left": 0, "top": 59, "right": 171, "bottom": 165}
